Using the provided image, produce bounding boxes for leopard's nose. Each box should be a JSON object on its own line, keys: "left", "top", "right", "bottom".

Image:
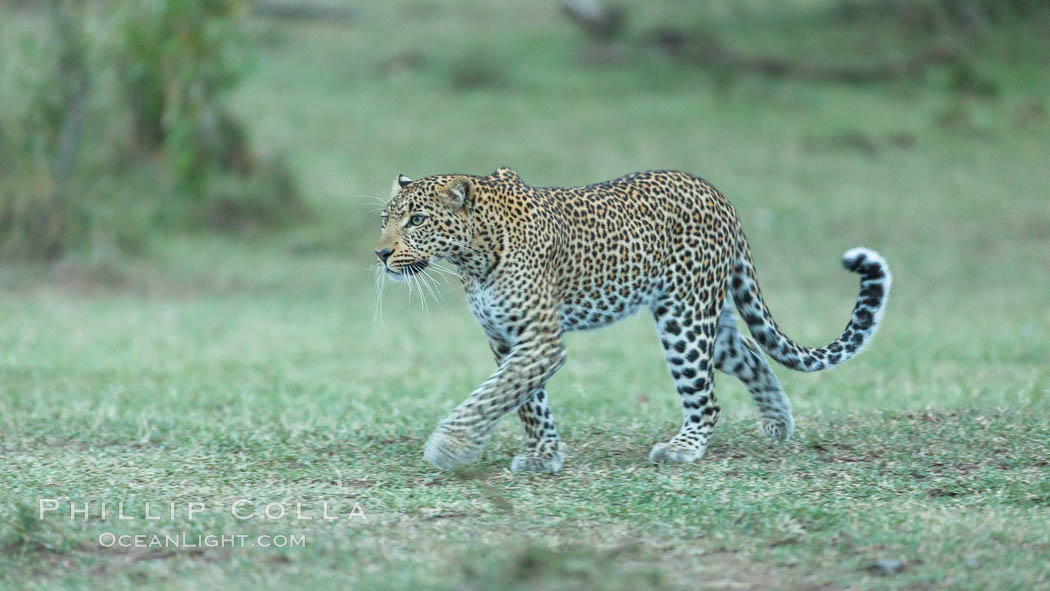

{"left": 375, "top": 248, "right": 392, "bottom": 263}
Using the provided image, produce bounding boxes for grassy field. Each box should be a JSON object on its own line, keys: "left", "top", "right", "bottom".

{"left": 2, "top": 1, "right": 1049, "bottom": 589}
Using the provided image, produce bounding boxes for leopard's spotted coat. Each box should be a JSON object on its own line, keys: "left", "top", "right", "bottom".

{"left": 375, "top": 168, "right": 891, "bottom": 473}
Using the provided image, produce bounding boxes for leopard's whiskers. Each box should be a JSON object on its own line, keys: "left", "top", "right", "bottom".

{"left": 430, "top": 262, "right": 461, "bottom": 282}
{"left": 412, "top": 272, "right": 431, "bottom": 316}
{"left": 447, "top": 240, "right": 481, "bottom": 256}
{"left": 418, "top": 267, "right": 445, "bottom": 308}
{"left": 371, "top": 262, "right": 387, "bottom": 328}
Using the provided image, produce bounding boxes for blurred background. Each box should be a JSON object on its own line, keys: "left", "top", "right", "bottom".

{"left": 2, "top": 0, "right": 1047, "bottom": 265}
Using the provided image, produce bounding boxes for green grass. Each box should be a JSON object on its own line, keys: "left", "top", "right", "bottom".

{"left": 2, "top": 1, "right": 1049, "bottom": 589}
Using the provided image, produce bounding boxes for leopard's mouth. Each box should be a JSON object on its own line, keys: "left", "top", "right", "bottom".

{"left": 386, "top": 260, "right": 429, "bottom": 281}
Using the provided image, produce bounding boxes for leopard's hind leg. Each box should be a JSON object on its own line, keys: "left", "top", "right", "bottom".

{"left": 648, "top": 292, "right": 723, "bottom": 464}
{"left": 713, "top": 305, "right": 794, "bottom": 441}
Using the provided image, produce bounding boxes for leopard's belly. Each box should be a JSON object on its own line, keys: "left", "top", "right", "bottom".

{"left": 556, "top": 285, "right": 657, "bottom": 331}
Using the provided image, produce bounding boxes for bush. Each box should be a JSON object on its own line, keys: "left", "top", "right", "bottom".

{"left": 113, "top": 0, "right": 247, "bottom": 187}
{"left": 0, "top": 0, "right": 305, "bottom": 261}
{"left": 0, "top": 1, "right": 90, "bottom": 259}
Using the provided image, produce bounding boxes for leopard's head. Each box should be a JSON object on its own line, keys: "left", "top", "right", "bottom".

{"left": 374, "top": 173, "right": 474, "bottom": 281}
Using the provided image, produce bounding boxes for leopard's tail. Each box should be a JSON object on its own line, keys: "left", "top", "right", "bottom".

{"left": 730, "top": 239, "right": 892, "bottom": 373}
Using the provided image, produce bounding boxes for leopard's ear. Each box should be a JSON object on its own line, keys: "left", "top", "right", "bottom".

{"left": 442, "top": 176, "right": 472, "bottom": 208}
{"left": 491, "top": 166, "right": 522, "bottom": 184}
{"left": 391, "top": 173, "right": 413, "bottom": 197}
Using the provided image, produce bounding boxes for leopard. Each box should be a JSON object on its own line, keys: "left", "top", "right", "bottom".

{"left": 374, "top": 167, "right": 891, "bottom": 473}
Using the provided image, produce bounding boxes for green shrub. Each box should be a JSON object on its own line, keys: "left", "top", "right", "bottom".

{"left": 0, "top": 173, "right": 67, "bottom": 260}
{"left": 0, "top": 1, "right": 90, "bottom": 259}
{"left": 0, "top": 0, "right": 305, "bottom": 261}
{"left": 113, "top": 0, "right": 248, "bottom": 189}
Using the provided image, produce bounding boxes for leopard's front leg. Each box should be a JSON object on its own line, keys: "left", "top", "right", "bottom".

{"left": 424, "top": 305, "right": 565, "bottom": 471}
{"left": 489, "top": 339, "right": 564, "bottom": 473}
{"left": 510, "top": 391, "right": 564, "bottom": 473}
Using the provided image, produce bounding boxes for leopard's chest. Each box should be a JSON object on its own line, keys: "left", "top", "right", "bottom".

{"left": 465, "top": 276, "right": 660, "bottom": 341}
{"left": 466, "top": 284, "right": 513, "bottom": 342}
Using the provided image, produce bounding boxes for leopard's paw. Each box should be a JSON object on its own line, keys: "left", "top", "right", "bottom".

{"left": 511, "top": 443, "right": 564, "bottom": 474}
{"left": 648, "top": 441, "right": 704, "bottom": 464}
{"left": 760, "top": 414, "right": 794, "bottom": 442}
{"left": 423, "top": 426, "right": 484, "bottom": 470}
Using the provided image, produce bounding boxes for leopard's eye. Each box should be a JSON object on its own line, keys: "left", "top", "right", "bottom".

{"left": 408, "top": 214, "right": 427, "bottom": 227}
